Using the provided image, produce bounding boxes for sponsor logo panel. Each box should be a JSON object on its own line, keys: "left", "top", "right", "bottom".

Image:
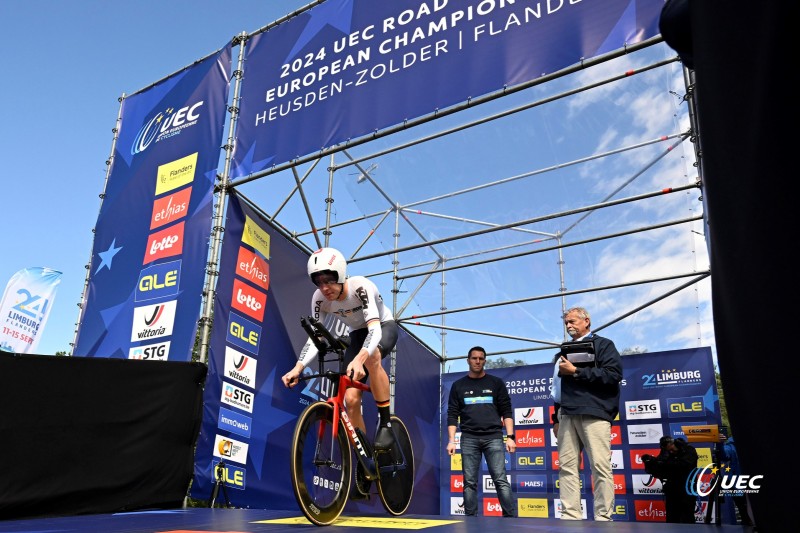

{"left": 144, "top": 221, "right": 185, "bottom": 264}
{"left": 135, "top": 260, "right": 181, "bottom": 302}
{"left": 482, "top": 474, "right": 511, "bottom": 493}
{"left": 518, "top": 498, "right": 549, "bottom": 518}
{"left": 516, "top": 474, "right": 548, "bottom": 492}
{"left": 551, "top": 474, "right": 586, "bottom": 493}
{"left": 242, "top": 215, "right": 270, "bottom": 260}
{"left": 211, "top": 460, "right": 246, "bottom": 490}
{"left": 231, "top": 278, "right": 266, "bottom": 322}
{"left": 630, "top": 448, "right": 661, "bottom": 469}
{"left": 610, "top": 425, "right": 622, "bottom": 445}
{"left": 641, "top": 368, "right": 703, "bottom": 389}
{"left": 632, "top": 473, "right": 663, "bottom": 495}
{"left": 514, "top": 406, "right": 543, "bottom": 425}
{"left": 224, "top": 346, "right": 257, "bottom": 389}
{"left": 612, "top": 499, "right": 629, "bottom": 520}
{"left": 156, "top": 152, "right": 198, "bottom": 196}
{"left": 220, "top": 381, "right": 254, "bottom": 413}
{"left": 130, "top": 300, "right": 176, "bottom": 342}
{"left": 516, "top": 428, "right": 545, "bottom": 448}
{"left": 128, "top": 340, "right": 171, "bottom": 361}
{"left": 483, "top": 498, "right": 502, "bottom": 516}
{"left": 554, "top": 498, "right": 587, "bottom": 519}
{"left": 450, "top": 496, "right": 465, "bottom": 516}
{"left": 226, "top": 312, "right": 261, "bottom": 354}
{"left": 667, "top": 396, "right": 705, "bottom": 418}
{"left": 614, "top": 473, "right": 627, "bottom": 494}
{"left": 218, "top": 406, "right": 252, "bottom": 438}
{"left": 628, "top": 423, "right": 664, "bottom": 444}
{"left": 236, "top": 247, "right": 270, "bottom": 290}
{"left": 634, "top": 499, "right": 666, "bottom": 521}
{"left": 213, "top": 434, "right": 249, "bottom": 465}
{"left": 611, "top": 449, "right": 625, "bottom": 470}
{"left": 625, "top": 399, "right": 661, "bottom": 420}
{"left": 150, "top": 187, "right": 191, "bottom": 229}
{"left": 516, "top": 451, "right": 547, "bottom": 470}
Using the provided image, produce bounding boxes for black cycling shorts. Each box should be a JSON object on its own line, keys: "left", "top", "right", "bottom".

{"left": 344, "top": 320, "right": 398, "bottom": 383}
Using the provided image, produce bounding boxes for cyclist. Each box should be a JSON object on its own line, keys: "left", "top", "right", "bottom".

{"left": 281, "top": 247, "right": 398, "bottom": 456}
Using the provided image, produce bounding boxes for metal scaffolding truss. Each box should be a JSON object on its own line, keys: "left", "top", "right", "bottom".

{"left": 196, "top": 34, "right": 710, "bottom": 372}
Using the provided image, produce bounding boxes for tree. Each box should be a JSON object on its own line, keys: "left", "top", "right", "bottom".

{"left": 485, "top": 356, "right": 526, "bottom": 369}
{"left": 620, "top": 346, "right": 648, "bottom": 355}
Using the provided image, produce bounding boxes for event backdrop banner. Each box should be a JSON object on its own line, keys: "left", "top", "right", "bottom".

{"left": 190, "top": 192, "right": 441, "bottom": 513}
{"left": 73, "top": 45, "right": 232, "bottom": 361}
{"left": 0, "top": 267, "right": 62, "bottom": 353}
{"left": 439, "top": 347, "right": 732, "bottom": 523}
{"left": 231, "top": 0, "right": 662, "bottom": 175}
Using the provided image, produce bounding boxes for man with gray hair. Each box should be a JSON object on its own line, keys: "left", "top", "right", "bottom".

{"left": 551, "top": 306, "right": 622, "bottom": 521}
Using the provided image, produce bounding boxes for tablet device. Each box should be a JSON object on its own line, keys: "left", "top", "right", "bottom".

{"left": 561, "top": 340, "right": 595, "bottom": 365}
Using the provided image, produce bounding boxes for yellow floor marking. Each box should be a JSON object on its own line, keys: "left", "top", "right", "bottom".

{"left": 256, "top": 516, "right": 462, "bottom": 529}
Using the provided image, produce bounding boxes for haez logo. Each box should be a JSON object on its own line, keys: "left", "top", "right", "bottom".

{"left": 218, "top": 439, "right": 232, "bottom": 456}
{"left": 687, "top": 463, "right": 764, "bottom": 497}
{"left": 131, "top": 101, "right": 204, "bottom": 155}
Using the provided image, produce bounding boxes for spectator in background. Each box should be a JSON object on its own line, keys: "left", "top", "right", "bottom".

{"left": 642, "top": 436, "right": 698, "bottom": 523}
{"left": 447, "top": 346, "right": 517, "bottom": 517}
{"left": 718, "top": 432, "right": 755, "bottom": 526}
{"left": 551, "top": 306, "right": 623, "bottom": 521}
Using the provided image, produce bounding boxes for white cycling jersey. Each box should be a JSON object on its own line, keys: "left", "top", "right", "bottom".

{"left": 297, "top": 275, "right": 394, "bottom": 368}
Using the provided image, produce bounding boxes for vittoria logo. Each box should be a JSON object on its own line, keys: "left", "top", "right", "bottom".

{"left": 223, "top": 345, "right": 257, "bottom": 389}
{"left": 130, "top": 300, "right": 176, "bottom": 342}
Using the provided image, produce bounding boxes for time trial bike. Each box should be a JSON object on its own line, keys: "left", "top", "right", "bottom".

{"left": 289, "top": 315, "right": 414, "bottom": 526}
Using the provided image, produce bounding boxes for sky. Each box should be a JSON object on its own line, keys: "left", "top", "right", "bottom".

{"left": 0, "top": 1, "right": 715, "bottom": 372}
{"left": 1, "top": 0, "right": 315, "bottom": 355}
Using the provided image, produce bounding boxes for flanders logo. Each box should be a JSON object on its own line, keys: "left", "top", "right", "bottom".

{"left": 156, "top": 152, "right": 198, "bottom": 196}
{"left": 242, "top": 215, "right": 271, "bottom": 260}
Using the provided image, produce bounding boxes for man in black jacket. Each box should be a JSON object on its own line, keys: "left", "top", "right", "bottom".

{"left": 551, "top": 307, "right": 622, "bottom": 521}
{"left": 642, "top": 436, "right": 698, "bottom": 523}
{"left": 447, "top": 346, "right": 517, "bottom": 517}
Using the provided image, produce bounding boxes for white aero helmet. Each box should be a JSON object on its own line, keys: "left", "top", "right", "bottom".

{"left": 307, "top": 247, "right": 347, "bottom": 283}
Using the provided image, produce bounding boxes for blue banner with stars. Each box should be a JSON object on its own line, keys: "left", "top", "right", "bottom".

{"left": 189, "top": 192, "right": 442, "bottom": 513}
{"left": 73, "top": 45, "right": 232, "bottom": 361}
{"left": 231, "top": 0, "right": 663, "bottom": 175}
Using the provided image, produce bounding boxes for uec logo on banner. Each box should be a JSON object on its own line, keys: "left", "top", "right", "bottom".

{"left": 131, "top": 101, "right": 204, "bottom": 155}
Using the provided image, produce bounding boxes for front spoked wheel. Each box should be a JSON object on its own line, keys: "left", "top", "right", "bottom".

{"left": 375, "top": 415, "right": 414, "bottom": 515}
{"left": 290, "top": 402, "right": 351, "bottom": 526}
